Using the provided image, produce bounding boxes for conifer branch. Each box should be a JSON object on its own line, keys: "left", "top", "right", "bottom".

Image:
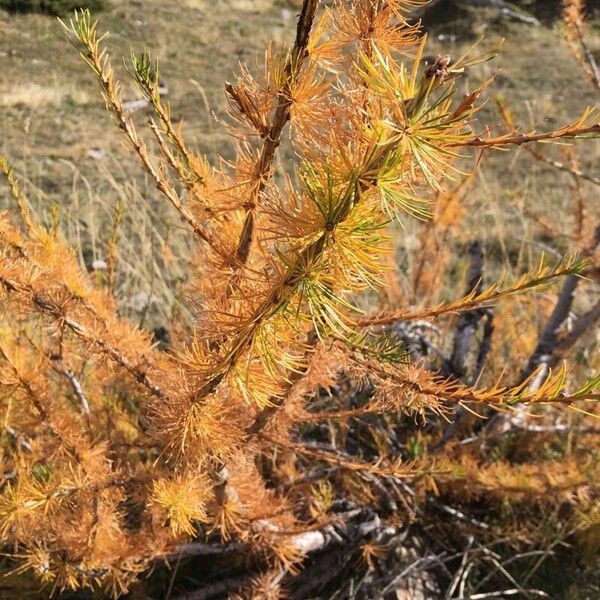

{"left": 129, "top": 50, "right": 200, "bottom": 178}
{"left": 460, "top": 109, "right": 600, "bottom": 148}
{"left": 0, "top": 345, "right": 83, "bottom": 460}
{"left": 359, "top": 255, "right": 587, "bottom": 327}
{"left": 131, "top": 53, "right": 224, "bottom": 223}
{"left": 2, "top": 3, "right": 600, "bottom": 596}
{"left": 191, "top": 177, "right": 361, "bottom": 402}
{"left": 562, "top": 0, "right": 600, "bottom": 91}
{"left": 390, "top": 365, "right": 600, "bottom": 407}
{"left": 64, "top": 12, "right": 231, "bottom": 262}
{"left": 0, "top": 216, "right": 170, "bottom": 403}
{"left": 232, "top": 0, "right": 320, "bottom": 266}
{"left": 496, "top": 96, "right": 600, "bottom": 187}
{"left": 296, "top": 357, "right": 600, "bottom": 423}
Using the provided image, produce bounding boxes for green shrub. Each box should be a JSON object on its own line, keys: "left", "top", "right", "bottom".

{"left": 0, "top": 0, "right": 107, "bottom": 16}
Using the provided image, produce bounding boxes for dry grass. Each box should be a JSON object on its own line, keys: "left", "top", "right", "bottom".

{"left": 0, "top": 81, "right": 90, "bottom": 107}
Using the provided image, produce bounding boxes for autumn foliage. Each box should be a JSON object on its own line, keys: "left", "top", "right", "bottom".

{"left": 0, "top": 1, "right": 599, "bottom": 598}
